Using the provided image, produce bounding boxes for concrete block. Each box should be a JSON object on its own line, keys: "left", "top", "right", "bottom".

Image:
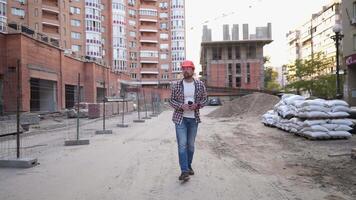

{"left": 95, "top": 130, "right": 113, "bottom": 134}
{"left": 64, "top": 139, "right": 90, "bottom": 146}
{"left": 117, "top": 124, "right": 129, "bottom": 128}
{"left": 142, "top": 117, "right": 151, "bottom": 119}
{"left": 133, "top": 119, "right": 145, "bottom": 123}
{"left": 0, "top": 158, "right": 38, "bottom": 168}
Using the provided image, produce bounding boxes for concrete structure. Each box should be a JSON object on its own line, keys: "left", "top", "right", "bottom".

{"left": 200, "top": 24, "right": 272, "bottom": 90}
{"left": 0, "top": 31, "right": 130, "bottom": 113}
{"left": 342, "top": 0, "right": 356, "bottom": 106}
{"left": 0, "top": 0, "right": 186, "bottom": 88}
{"left": 286, "top": 0, "right": 341, "bottom": 73}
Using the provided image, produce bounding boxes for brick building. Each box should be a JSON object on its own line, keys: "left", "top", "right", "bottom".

{"left": 0, "top": 0, "right": 186, "bottom": 87}
{"left": 200, "top": 24, "right": 272, "bottom": 90}
{"left": 0, "top": 31, "right": 131, "bottom": 113}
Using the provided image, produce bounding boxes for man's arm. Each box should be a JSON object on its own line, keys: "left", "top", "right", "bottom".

{"left": 169, "top": 84, "right": 183, "bottom": 110}
{"left": 192, "top": 82, "right": 207, "bottom": 110}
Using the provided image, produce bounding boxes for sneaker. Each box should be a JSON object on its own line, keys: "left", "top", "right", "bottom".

{"left": 188, "top": 168, "right": 194, "bottom": 175}
{"left": 178, "top": 172, "right": 190, "bottom": 181}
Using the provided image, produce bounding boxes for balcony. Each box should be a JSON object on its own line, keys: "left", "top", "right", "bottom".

{"left": 140, "top": 68, "right": 159, "bottom": 74}
{"left": 140, "top": 60, "right": 159, "bottom": 64}
{"left": 139, "top": 80, "right": 159, "bottom": 85}
{"left": 42, "top": 2, "right": 59, "bottom": 13}
{"left": 139, "top": 26, "right": 158, "bottom": 32}
{"left": 140, "top": 36, "right": 158, "bottom": 43}
{"left": 42, "top": 18, "right": 60, "bottom": 27}
{"left": 139, "top": 18, "right": 158, "bottom": 23}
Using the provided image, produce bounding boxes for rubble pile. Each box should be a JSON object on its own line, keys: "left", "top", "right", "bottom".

{"left": 208, "top": 93, "right": 280, "bottom": 118}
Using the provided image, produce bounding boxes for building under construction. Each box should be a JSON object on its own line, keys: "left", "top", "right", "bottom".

{"left": 200, "top": 23, "right": 272, "bottom": 90}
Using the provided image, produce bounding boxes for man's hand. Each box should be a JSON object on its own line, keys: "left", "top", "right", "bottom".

{"left": 189, "top": 103, "right": 199, "bottom": 110}
{"left": 181, "top": 104, "right": 191, "bottom": 111}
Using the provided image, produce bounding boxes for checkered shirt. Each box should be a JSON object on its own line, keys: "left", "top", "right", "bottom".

{"left": 169, "top": 79, "right": 207, "bottom": 124}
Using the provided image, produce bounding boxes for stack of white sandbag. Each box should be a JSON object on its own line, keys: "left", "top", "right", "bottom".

{"left": 262, "top": 110, "right": 280, "bottom": 126}
{"left": 296, "top": 99, "right": 350, "bottom": 119}
{"left": 262, "top": 94, "right": 354, "bottom": 140}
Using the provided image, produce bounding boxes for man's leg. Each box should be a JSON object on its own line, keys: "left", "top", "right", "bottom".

{"left": 175, "top": 118, "right": 189, "bottom": 173}
{"left": 187, "top": 118, "right": 198, "bottom": 170}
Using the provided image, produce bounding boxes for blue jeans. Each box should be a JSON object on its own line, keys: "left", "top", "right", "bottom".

{"left": 175, "top": 117, "right": 198, "bottom": 172}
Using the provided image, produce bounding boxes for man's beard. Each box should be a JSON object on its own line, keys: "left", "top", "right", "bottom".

{"left": 183, "top": 72, "right": 193, "bottom": 79}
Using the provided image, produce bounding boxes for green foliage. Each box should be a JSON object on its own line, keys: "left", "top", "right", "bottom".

{"left": 285, "top": 52, "right": 343, "bottom": 99}
{"left": 264, "top": 66, "right": 281, "bottom": 91}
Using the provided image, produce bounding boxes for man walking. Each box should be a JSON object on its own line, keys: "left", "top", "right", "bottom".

{"left": 169, "top": 60, "right": 207, "bottom": 181}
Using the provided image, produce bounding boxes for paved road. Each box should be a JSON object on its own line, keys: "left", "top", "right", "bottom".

{"left": 0, "top": 107, "right": 352, "bottom": 200}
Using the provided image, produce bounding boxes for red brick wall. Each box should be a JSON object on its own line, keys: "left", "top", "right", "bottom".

{"left": 241, "top": 62, "right": 261, "bottom": 90}
{"left": 208, "top": 64, "right": 227, "bottom": 87}
{"left": 207, "top": 62, "right": 262, "bottom": 90}
{"left": 0, "top": 33, "right": 6, "bottom": 75}
{"left": 1, "top": 33, "right": 128, "bottom": 113}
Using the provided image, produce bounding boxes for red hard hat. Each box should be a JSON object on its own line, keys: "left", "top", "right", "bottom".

{"left": 181, "top": 60, "right": 195, "bottom": 69}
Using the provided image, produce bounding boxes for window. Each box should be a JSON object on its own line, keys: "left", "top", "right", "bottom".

{"left": 70, "top": 7, "right": 80, "bottom": 14}
{"left": 71, "top": 32, "right": 81, "bottom": 39}
{"left": 212, "top": 47, "right": 222, "bottom": 60}
{"left": 161, "top": 64, "right": 169, "bottom": 70}
{"left": 159, "top": 12, "right": 168, "bottom": 19}
{"left": 162, "top": 74, "right": 169, "bottom": 79}
{"left": 235, "top": 46, "right": 240, "bottom": 59}
{"left": 160, "top": 33, "right": 168, "bottom": 40}
{"left": 247, "top": 45, "right": 256, "bottom": 59}
{"left": 236, "top": 77, "right": 241, "bottom": 87}
{"left": 71, "top": 19, "right": 81, "bottom": 27}
{"left": 128, "top": 0, "right": 136, "bottom": 6}
{"left": 71, "top": 45, "right": 81, "bottom": 52}
{"left": 129, "top": 41, "right": 136, "bottom": 48}
{"left": 35, "top": 23, "right": 38, "bottom": 30}
{"left": 129, "top": 20, "right": 136, "bottom": 26}
{"left": 227, "top": 47, "right": 232, "bottom": 59}
{"left": 0, "top": 3, "right": 6, "bottom": 16}
{"left": 228, "top": 75, "right": 232, "bottom": 87}
{"left": 160, "top": 43, "right": 169, "bottom": 49}
{"left": 130, "top": 63, "right": 137, "bottom": 68}
{"left": 129, "top": 31, "right": 136, "bottom": 37}
{"left": 160, "top": 22, "right": 167, "bottom": 30}
{"left": 130, "top": 52, "right": 137, "bottom": 60}
{"left": 160, "top": 53, "right": 168, "bottom": 60}
{"left": 139, "top": 9, "right": 157, "bottom": 16}
{"left": 130, "top": 73, "right": 137, "bottom": 79}
{"left": 11, "top": 8, "right": 25, "bottom": 17}
{"left": 159, "top": 2, "right": 168, "bottom": 9}
{"left": 228, "top": 64, "right": 232, "bottom": 74}
{"left": 246, "top": 63, "right": 251, "bottom": 83}
{"left": 236, "top": 63, "right": 241, "bottom": 74}
{"left": 34, "top": 8, "right": 38, "bottom": 17}
{"left": 129, "top": 9, "right": 136, "bottom": 17}
{"left": 140, "top": 51, "right": 158, "bottom": 57}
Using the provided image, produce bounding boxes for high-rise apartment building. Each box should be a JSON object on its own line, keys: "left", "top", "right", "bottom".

{"left": 0, "top": 0, "right": 186, "bottom": 87}
{"left": 286, "top": 0, "right": 341, "bottom": 73}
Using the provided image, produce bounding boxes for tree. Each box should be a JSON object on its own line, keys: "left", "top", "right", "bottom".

{"left": 264, "top": 66, "right": 281, "bottom": 91}
{"left": 285, "top": 52, "right": 341, "bottom": 99}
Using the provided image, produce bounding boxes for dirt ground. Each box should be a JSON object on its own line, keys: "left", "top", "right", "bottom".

{"left": 0, "top": 103, "right": 355, "bottom": 200}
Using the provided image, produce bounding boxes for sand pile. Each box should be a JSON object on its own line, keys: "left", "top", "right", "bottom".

{"left": 207, "top": 93, "right": 280, "bottom": 118}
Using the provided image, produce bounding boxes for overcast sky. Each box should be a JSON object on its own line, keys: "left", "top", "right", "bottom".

{"left": 185, "top": 0, "right": 333, "bottom": 73}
